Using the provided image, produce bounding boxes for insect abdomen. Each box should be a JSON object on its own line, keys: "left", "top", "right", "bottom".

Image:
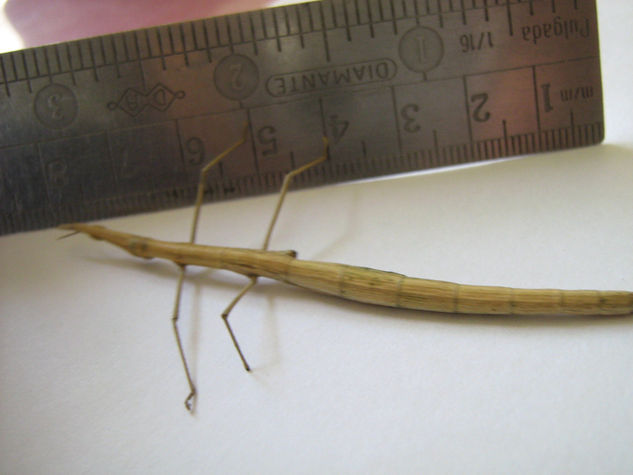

{"left": 284, "top": 259, "right": 633, "bottom": 316}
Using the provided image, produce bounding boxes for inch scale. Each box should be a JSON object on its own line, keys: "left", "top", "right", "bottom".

{"left": 0, "top": 0, "right": 603, "bottom": 235}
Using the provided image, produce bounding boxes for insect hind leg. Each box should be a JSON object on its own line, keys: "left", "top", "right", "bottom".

{"left": 219, "top": 137, "right": 330, "bottom": 370}
{"left": 171, "top": 123, "right": 249, "bottom": 412}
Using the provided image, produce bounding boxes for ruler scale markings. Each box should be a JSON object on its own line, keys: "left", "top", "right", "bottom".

{"left": 64, "top": 44, "right": 76, "bottom": 85}
{"left": 272, "top": 8, "right": 282, "bottom": 52}
{"left": 283, "top": 7, "right": 292, "bottom": 38}
{"left": 259, "top": 9, "right": 268, "bottom": 38}
{"left": 343, "top": 0, "right": 352, "bottom": 41}
{"left": 317, "top": 2, "right": 331, "bottom": 61}
{"left": 462, "top": 75, "right": 474, "bottom": 144}
{"left": 366, "top": 0, "right": 375, "bottom": 37}
{"left": 31, "top": 48, "right": 41, "bottom": 80}
{"left": 178, "top": 24, "right": 189, "bottom": 66}
{"left": 189, "top": 21, "right": 199, "bottom": 52}
{"left": 330, "top": 1, "right": 339, "bottom": 28}
{"left": 389, "top": 0, "right": 398, "bottom": 34}
{"left": 460, "top": 0, "right": 467, "bottom": 25}
{"left": 412, "top": 0, "right": 421, "bottom": 25}
{"left": 20, "top": 51, "right": 32, "bottom": 92}
{"left": 227, "top": 16, "right": 236, "bottom": 53}
{"left": 202, "top": 20, "right": 214, "bottom": 61}
{"left": 390, "top": 85, "right": 404, "bottom": 157}
{"left": 378, "top": 0, "right": 386, "bottom": 23}
{"left": 0, "top": 54, "right": 10, "bottom": 97}
{"left": 0, "top": 0, "right": 604, "bottom": 234}
{"left": 505, "top": 0, "right": 514, "bottom": 36}
{"left": 166, "top": 25, "right": 175, "bottom": 56}
{"left": 531, "top": 65, "right": 542, "bottom": 148}
{"left": 436, "top": 0, "right": 444, "bottom": 27}
{"left": 87, "top": 39, "right": 99, "bottom": 80}
{"left": 400, "top": 0, "right": 408, "bottom": 19}
{"left": 43, "top": 47, "right": 52, "bottom": 82}
{"left": 294, "top": 5, "right": 305, "bottom": 49}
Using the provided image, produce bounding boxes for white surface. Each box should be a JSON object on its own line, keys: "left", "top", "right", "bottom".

{"left": 2, "top": 2, "right": 633, "bottom": 474}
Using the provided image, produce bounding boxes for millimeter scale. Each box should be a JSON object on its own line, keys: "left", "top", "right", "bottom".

{"left": 0, "top": 0, "right": 603, "bottom": 235}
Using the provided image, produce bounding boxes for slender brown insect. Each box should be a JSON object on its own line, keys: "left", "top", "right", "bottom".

{"left": 60, "top": 126, "right": 633, "bottom": 411}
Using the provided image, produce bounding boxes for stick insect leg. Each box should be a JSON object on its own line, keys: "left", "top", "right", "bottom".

{"left": 219, "top": 137, "right": 330, "bottom": 371}
{"left": 262, "top": 137, "right": 330, "bottom": 251}
{"left": 171, "top": 124, "right": 249, "bottom": 412}
{"left": 221, "top": 276, "right": 258, "bottom": 372}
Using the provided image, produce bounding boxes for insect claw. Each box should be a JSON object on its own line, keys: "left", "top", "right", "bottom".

{"left": 184, "top": 390, "right": 196, "bottom": 413}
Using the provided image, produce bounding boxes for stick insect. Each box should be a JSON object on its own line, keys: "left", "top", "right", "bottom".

{"left": 60, "top": 126, "right": 633, "bottom": 411}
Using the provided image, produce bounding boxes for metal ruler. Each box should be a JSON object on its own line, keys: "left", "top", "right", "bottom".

{"left": 0, "top": 0, "right": 603, "bottom": 235}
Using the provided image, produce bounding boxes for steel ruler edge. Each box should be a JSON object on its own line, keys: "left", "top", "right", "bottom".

{"left": 0, "top": 0, "right": 603, "bottom": 235}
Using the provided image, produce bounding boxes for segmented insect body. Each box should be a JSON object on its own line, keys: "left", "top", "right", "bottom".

{"left": 61, "top": 133, "right": 632, "bottom": 412}
{"left": 61, "top": 223, "right": 633, "bottom": 316}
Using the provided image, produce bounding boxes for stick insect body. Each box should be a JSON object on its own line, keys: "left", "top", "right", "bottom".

{"left": 61, "top": 128, "right": 633, "bottom": 411}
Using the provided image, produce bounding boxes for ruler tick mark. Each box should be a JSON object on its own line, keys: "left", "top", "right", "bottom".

{"left": 343, "top": 1, "right": 352, "bottom": 41}
{"left": 436, "top": 0, "right": 444, "bottom": 28}
{"left": 167, "top": 26, "right": 175, "bottom": 56}
{"left": 64, "top": 44, "right": 76, "bottom": 86}
{"left": 366, "top": 0, "right": 375, "bottom": 38}
{"left": 88, "top": 40, "right": 99, "bottom": 81}
{"left": 236, "top": 14, "right": 245, "bottom": 44}
{"left": 506, "top": 0, "right": 514, "bottom": 36}
{"left": 283, "top": 7, "right": 291, "bottom": 37}
{"left": 390, "top": 86, "right": 403, "bottom": 157}
{"left": 179, "top": 24, "right": 190, "bottom": 66}
{"left": 463, "top": 76, "right": 474, "bottom": 144}
{"left": 305, "top": 3, "right": 314, "bottom": 32}
{"left": 202, "top": 21, "right": 213, "bottom": 61}
{"left": 272, "top": 9, "right": 282, "bottom": 52}
{"left": 412, "top": 0, "right": 421, "bottom": 25}
{"left": 0, "top": 55, "right": 9, "bottom": 97}
{"left": 330, "top": 2, "right": 338, "bottom": 28}
{"left": 248, "top": 13, "right": 259, "bottom": 55}
{"left": 317, "top": 2, "right": 331, "bottom": 62}
{"left": 259, "top": 10, "right": 268, "bottom": 38}
{"left": 43, "top": 47, "right": 53, "bottom": 82}
{"left": 31, "top": 49, "right": 41, "bottom": 79}
{"left": 98, "top": 37, "right": 107, "bottom": 69}
{"left": 190, "top": 21, "right": 200, "bottom": 51}
{"left": 227, "top": 16, "right": 236, "bottom": 53}
{"left": 531, "top": 66, "right": 542, "bottom": 145}
{"left": 20, "top": 52, "right": 32, "bottom": 93}
{"left": 214, "top": 17, "right": 223, "bottom": 47}
{"left": 294, "top": 5, "right": 305, "bottom": 48}
{"left": 390, "top": 0, "right": 398, "bottom": 34}
{"left": 156, "top": 29, "right": 167, "bottom": 70}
